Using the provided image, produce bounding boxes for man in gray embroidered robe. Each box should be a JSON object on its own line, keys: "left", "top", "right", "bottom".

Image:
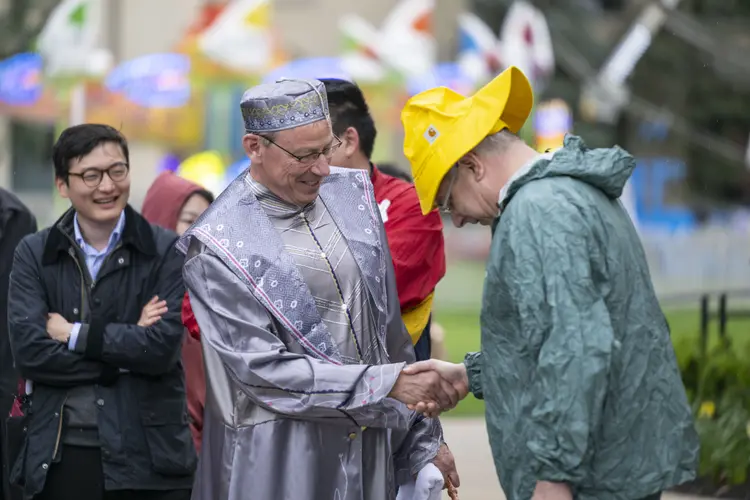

{"left": 178, "top": 79, "right": 459, "bottom": 500}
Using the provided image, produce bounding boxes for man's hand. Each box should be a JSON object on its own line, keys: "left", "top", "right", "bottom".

{"left": 46, "top": 313, "right": 73, "bottom": 343}
{"left": 531, "top": 481, "right": 573, "bottom": 500}
{"left": 401, "top": 360, "right": 470, "bottom": 417}
{"left": 138, "top": 296, "right": 168, "bottom": 327}
{"left": 388, "top": 368, "right": 460, "bottom": 414}
{"left": 433, "top": 442, "right": 460, "bottom": 489}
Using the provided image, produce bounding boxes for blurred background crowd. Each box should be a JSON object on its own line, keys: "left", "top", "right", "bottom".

{"left": 0, "top": 0, "right": 749, "bottom": 496}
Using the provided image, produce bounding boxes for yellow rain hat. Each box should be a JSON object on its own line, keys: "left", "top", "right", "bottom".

{"left": 401, "top": 66, "right": 534, "bottom": 215}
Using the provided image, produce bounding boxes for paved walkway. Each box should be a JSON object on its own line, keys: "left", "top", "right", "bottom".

{"left": 441, "top": 418, "right": 708, "bottom": 500}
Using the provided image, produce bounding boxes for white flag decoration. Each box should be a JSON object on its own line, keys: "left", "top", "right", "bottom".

{"left": 376, "top": 0, "right": 436, "bottom": 78}
{"left": 498, "top": 0, "right": 555, "bottom": 89}
{"left": 36, "top": 0, "right": 112, "bottom": 77}
{"left": 456, "top": 12, "right": 503, "bottom": 86}
{"left": 337, "top": 0, "right": 436, "bottom": 81}
{"left": 339, "top": 14, "right": 387, "bottom": 83}
{"left": 197, "top": 0, "right": 273, "bottom": 74}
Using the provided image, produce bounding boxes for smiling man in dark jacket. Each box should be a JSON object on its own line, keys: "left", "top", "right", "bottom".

{"left": 7, "top": 124, "right": 195, "bottom": 500}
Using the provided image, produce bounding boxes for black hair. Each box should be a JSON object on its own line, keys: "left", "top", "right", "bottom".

{"left": 377, "top": 163, "right": 413, "bottom": 183}
{"left": 53, "top": 123, "right": 130, "bottom": 180}
{"left": 320, "top": 78, "right": 377, "bottom": 160}
{"left": 192, "top": 188, "right": 215, "bottom": 205}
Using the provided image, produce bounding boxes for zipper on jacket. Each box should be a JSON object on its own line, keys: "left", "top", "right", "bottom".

{"left": 51, "top": 396, "right": 68, "bottom": 461}
{"left": 49, "top": 247, "right": 85, "bottom": 463}
{"left": 65, "top": 233, "right": 125, "bottom": 315}
{"left": 67, "top": 247, "right": 88, "bottom": 314}
{"left": 54, "top": 238, "right": 121, "bottom": 463}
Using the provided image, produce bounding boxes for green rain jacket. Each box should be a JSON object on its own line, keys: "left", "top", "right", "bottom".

{"left": 464, "top": 136, "right": 698, "bottom": 500}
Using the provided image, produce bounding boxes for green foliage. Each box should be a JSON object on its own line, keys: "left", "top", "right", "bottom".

{"left": 673, "top": 329, "right": 750, "bottom": 487}
{"left": 694, "top": 402, "right": 750, "bottom": 485}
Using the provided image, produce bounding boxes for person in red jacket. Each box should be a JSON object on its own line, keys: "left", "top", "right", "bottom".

{"left": 320, "top": 78, "right": 446, "bottom": 361}
{"left": 141, "top": 171, "right": 213, "bottom": 453}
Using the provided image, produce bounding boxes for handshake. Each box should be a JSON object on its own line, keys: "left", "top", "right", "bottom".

{"left": 388, "top": 360, "right": 470, "bottom": 418}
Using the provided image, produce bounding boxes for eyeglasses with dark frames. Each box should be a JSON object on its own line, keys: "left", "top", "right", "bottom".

{"left": 68, "top": 162, "right": 130, "bottom": 188}
{"left": 261, "top": 135, "right": 342, "bottom": 166}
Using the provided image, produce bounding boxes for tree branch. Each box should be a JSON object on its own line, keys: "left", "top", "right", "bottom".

{"left": 0, "top": 0, "right": 61, "bottom": 60}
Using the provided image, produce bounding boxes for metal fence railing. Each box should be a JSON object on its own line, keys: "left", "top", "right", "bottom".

{"left": 699, "top": 290, "right": 750, "bottom": 354}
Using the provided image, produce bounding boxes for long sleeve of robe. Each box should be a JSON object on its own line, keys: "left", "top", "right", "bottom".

{"left": 184, "top": 246, "right": 410, "bottom": 427}
{"left": 184, "top": 242, "right": 441, "bottom": 497}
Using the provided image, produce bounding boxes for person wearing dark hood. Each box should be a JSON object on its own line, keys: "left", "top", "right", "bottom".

{"left": 141, "top": 171, "right": 214, "bottom": 453}
{"left": 399, "top": 66, "right": 699, "bottom": 500}
{"left": 0, "top": 189, "right": 37, "bottom": 500}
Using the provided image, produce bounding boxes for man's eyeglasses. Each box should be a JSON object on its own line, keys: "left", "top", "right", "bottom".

{"left": 436, "top": 167, "right": 457, "bottom": 214}
{"left": 68, "top": 162, "right": 130, "bottom": 188}
{"left": 261, "top": 135, "right": 342, "bottom": 166}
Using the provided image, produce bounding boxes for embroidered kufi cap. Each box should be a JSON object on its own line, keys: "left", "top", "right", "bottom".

{"left": 240, "top": 78, "right": 330, "bottom": 134}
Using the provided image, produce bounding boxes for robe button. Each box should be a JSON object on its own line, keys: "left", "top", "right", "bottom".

{"left": 348, "top": 432, "right": 357, "bottom": 440}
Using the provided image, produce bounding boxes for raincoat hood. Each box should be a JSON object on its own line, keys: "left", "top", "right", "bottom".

{"left": 142, "top": 172, "right": 207, "bottom": 231}
{"left": 500, "top": 135, "right": 636, "bottom": 210}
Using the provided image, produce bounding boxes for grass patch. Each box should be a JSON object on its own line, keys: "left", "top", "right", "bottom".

{"left": 433, "top": 305, "right": 750, "bottom": 418}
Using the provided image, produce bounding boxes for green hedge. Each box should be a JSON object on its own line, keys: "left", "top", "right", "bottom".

{"left": 673, "top": 320, "right": 750, "bottom": 486}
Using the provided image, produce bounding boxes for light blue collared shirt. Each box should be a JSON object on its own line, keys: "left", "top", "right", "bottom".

{"left": 68, "top": 211, "right": 126, "bottom": 350}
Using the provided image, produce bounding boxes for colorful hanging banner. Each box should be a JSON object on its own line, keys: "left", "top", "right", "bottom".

{"left": 0, "top": 53, "right": 43, "bottom": 106}
{"left": 105, "top": 53, "right": 191, "bottom": 108}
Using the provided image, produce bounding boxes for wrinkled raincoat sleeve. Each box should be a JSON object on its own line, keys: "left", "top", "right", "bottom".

{"left": 463, "top": 352, "right": 484, "bottom": 400}
{"left": 500, "top": 193, "right": 613, "bottom": 484}
{"left": 183, "top": 244, "right": 411, "bottom": 428}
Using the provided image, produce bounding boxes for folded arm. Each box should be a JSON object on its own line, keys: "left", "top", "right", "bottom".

{"left": 183, "top": 244, "right": 412, "bottom": 429}
{"left": 71, "top": 242, "right": 186, "bottom": 375}
{"left": 8, "top": 239, "right": 115, "bottom": 387}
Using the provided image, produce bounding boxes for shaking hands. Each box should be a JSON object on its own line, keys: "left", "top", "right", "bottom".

{"left": 389, "top": 360, "right": 470, "bottom": 418}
